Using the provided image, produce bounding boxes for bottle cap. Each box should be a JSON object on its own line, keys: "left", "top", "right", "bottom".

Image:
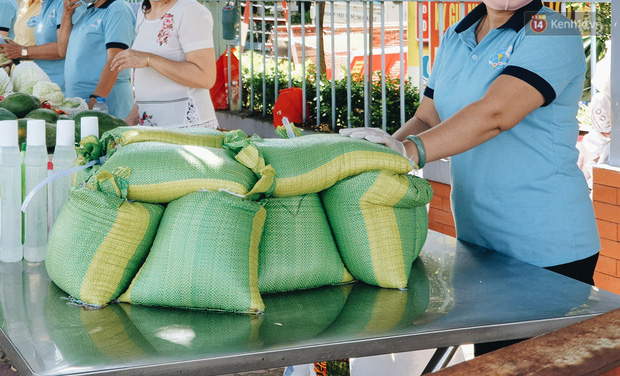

{"left": 0, "top": 120, "right": 19, "bottom": 147}
{"left": 97, "top": 97, "right": 105, "bottom": 103}
{"left": 27, "top": 119, "right": 46, "bottom": 146}
{"left": 56, "top": 120, "right": 76, "bottom": 146}
{"left": 80, "top": 117, "right": 99, "bottom": 140}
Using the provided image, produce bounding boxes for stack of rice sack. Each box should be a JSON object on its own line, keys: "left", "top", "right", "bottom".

{"left": 46, "top": 126, "right": 433, "bottom": 315}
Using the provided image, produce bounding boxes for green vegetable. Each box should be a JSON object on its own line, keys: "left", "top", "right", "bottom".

{"left": 32, "top": 81, "right": 64, "bottom": 107}
{"left": 0, "top": 92, "right": 41, "bottom": 118}
{"left": 73, "top": 110, "right": 126, "bottom": 141}
{"left": 25, "top": 108, "right": 60, "bottom": 124}
{"left": 0, "top": 108, "right": 17, "bottom": 121}
{"left": 0, "top": 68, "right": 12, "bottom": 96}
{"left": 11, "top": 62, "right": 50, "bottom": 94}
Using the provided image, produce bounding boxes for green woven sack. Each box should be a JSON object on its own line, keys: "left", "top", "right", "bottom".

{"left": 118, "top": 190, "right": 266, "bottom": 314}
{"left": 46, "top": 169, "right": 164, "bottom": 307}
{"left": 225, "top": 134, "right": 413, "bottom": 197}
{"left": 320, "top": 260, "right": 430, "bottom": 338}
{"left": 118, "top": 303, "right": 262, "bottom": 355}
{"left": 259, "top": 285, "right": 349, "bottom": 346}
{"left": 45, "top": 284, "right": 153, "bottom": 365}
{"left": 320, "top": 170, "right": 432, "bottom": 289}
{"left": 100, "top": 126, "right": 248, "bottom": 157}
{"left": 100, "top": 142, "right": 258, "bottom": 203}
{"left": 258, "top": 194, "right": 353, "bottom": 293}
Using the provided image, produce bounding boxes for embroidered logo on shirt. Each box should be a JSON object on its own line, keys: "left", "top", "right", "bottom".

{"left": 488, "top": 46, "right": 512, "bottom": 69}
{"left": 90, "top": 19, "right": 102, "bottom": 29}
{"left": 157, "top": 14, "right": 174, "bottom": 45}
{"left": 49, "top": 9, "right": 56, "bottom": 19}
{"left": 27, "top": 16, "right": 39, "bottom": 28}
{"left": 530, "top": 14, "right": 547, "bottom": 33}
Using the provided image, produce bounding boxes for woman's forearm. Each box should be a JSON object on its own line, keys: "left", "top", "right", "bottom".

{"left": 26, "top": 42, "right": 62, "bottom": 60}
{"left": 88, "top": 48, "right": 123, "bottom": 108}
{"left": 57, "top": 12, "right": 75, "bottom": 58}
{"left": 147, "top": 49, "right": 216, "bottom": 89}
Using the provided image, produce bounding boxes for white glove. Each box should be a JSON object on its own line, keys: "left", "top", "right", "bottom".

{"left": 339, "top": 127, "right": 406, "bottom": 157}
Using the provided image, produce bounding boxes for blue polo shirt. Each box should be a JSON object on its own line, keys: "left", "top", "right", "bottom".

{"left": 35, "top": 0, "right": 84, "bottom": 92}
{"left": 425, "top": 0, "right": 599, "bottom": 267}
{"left": 0, "top": 0, "right": 17, "bottom": 39}
{"left": 64, "top": 0, "right": 135, "bottom": 118}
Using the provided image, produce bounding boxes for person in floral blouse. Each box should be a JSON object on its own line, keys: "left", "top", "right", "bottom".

{"left": 110, "top": 0, "right": 218, "bottom": 128}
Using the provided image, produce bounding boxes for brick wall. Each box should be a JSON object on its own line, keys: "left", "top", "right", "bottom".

{"left": 428, "top": 181, "right": 456, "bottom": 238}
{"left": 592, "top": 165, "right": 620, "bottom": 295}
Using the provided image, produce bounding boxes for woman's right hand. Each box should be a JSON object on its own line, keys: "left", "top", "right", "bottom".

{"left": 63, "top": 0, "right": 82, "bottom": 17}
{"left": 111, "top": 49, "right": 150, "bottom": 72}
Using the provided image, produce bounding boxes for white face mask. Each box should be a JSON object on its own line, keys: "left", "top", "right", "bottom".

{"left": 482, "top": 0, "right": 533, "bottom": 11}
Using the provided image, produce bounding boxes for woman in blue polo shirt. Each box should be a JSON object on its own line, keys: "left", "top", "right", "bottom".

{"left": 0, "top": 0, "right": 17, "bottom": 39}
{"left": 341, "top": 0, "right": 599, "bottom": 302}
{"left": 0, "top": 0, "right": 84, "bottom": 92}
{"left": 58, "top": 0, "right": 135, "bottom": 118}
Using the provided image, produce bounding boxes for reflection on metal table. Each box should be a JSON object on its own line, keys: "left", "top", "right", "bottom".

{"left": 0, "top": 230, "right": 619, "bottom": 376}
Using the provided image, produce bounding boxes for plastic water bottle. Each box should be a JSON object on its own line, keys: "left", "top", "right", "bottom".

{"left": 0, "top": 120, "right": 24, "bottom": 262}
{"left": 92, "top": 97, "right": 108, "bottom": 113}
{"left": 51, "top": 120, "right": 77, "bottom": 226}
{"left": 24, "top": 120, "right": 49, "bottom": 262}
{"left": 80, "top": 117, "right": 99, "bottom": 140}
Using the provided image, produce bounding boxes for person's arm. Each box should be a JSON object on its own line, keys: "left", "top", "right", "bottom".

{"left": 110, "top": 47, "right": 216, "bottom": 90}
{"left": 57, "top": 0, "right": 80, "bottom": 58}
{"left": 87, "top": 47, "right": 123, "bottom": 109}
{"left": 124, "top": 103, "right": 139, "bottom": 125}
{"left": 403, "top": 74, "right": 545, "bottom": 165}
{"left": 392, "top": 96, "right": 442, "bottom": 142}
{"left": 0, "top": 39, "right": 61, "bottom": 60}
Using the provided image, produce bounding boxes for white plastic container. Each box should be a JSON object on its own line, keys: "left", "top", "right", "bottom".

{"left": 24, "top": 120, "right": 49, "bottom": 262}
{"left": 80, "top": 117, "right": 98, "bottom": 141}
{"left": 51, "top": 120, "right": 77, "bottom": 226}
{"left": 0, "top": 120, "right": 23, "bottom": 263}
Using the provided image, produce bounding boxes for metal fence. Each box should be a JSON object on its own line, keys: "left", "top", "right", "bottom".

{"left": 204, "top": 0, "right": 618, "bottom": 166}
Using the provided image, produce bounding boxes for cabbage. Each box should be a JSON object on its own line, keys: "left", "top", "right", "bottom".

{"left": 11, "top": 62, "right": 50, "bottom": 94}
{"left": 32, "top": 81, "right": 64, "bottom": 107}
{"left": 0, "top": 52, "right": 10, "bottom": 67}
{"left": 59, "top": 97, "right": 88, "bottom": 117}
{"left": 0, "top": 69, "right": 11, "bottom": 96}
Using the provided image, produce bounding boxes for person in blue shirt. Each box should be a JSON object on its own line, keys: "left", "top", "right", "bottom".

{"left": 58, "top": 0, "right": 135, "bottom": 118}
{"left": 341, "top": 0, "right": 599, "bottom": 348}
{"left": 0, "top": 0, "right": 84, "bottom": 92}
{"left": 0, "top": 0, "right": 17, "bottom": 39}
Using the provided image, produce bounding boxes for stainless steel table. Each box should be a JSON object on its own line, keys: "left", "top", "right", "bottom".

{"left": 1, "top": 231, "right": 619, "bottom": 376}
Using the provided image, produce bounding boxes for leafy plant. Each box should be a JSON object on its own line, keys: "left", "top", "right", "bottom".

{"left": 240, "top": 53, "right": 420, "bottom": 134}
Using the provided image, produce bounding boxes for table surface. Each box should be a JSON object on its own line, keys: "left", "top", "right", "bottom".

{"left": 1, "top": 231, "right": 619, "bottom": 376}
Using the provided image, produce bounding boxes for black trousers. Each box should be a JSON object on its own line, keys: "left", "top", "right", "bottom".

{"left": 473, "top": 252, "right": 600, "bottom": 356}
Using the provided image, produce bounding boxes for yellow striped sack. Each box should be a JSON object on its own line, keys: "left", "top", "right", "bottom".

{"left": 320, "top": 170, "right": 432, "bottom": 289}
{"left": 46, "top": 169, "right": 164, "bottom": 306}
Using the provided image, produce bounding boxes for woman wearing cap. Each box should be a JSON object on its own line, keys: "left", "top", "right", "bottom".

{"left": 109, "top": 0, "right": 218, "bottom": 128}
{"left": 58, "top": 0, "right": 135, "bottom": 118}
{"left": 340, "top": 0, "right": 599, "bottom": 353}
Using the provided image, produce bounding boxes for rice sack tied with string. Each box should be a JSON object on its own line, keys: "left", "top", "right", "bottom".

{"left": 320, "top": 170, "right": 433, "bottom": 289}
{"left": 258, "top": 194, "right": 354, "bottom": 294}
{"left": 118, "top": 190, "right": 266, "bottom": 314}
{"left": 100, "top": 126, "right": 248, "bottom": 157}
{"left": 100, "top": 141, "right": 259, "bottom": 203}
{"left": 224, "top": 134, "right": 413, "bottom": 197}
{"left": 46, "top": 168, "right": 164, "bottom": 307}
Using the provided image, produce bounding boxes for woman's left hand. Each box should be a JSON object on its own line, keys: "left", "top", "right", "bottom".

{"left": 110, "top": 49, "right": 150, "bottom": 72}
{"left": 0, "top": 39, "right": 23, "bottom": 60}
